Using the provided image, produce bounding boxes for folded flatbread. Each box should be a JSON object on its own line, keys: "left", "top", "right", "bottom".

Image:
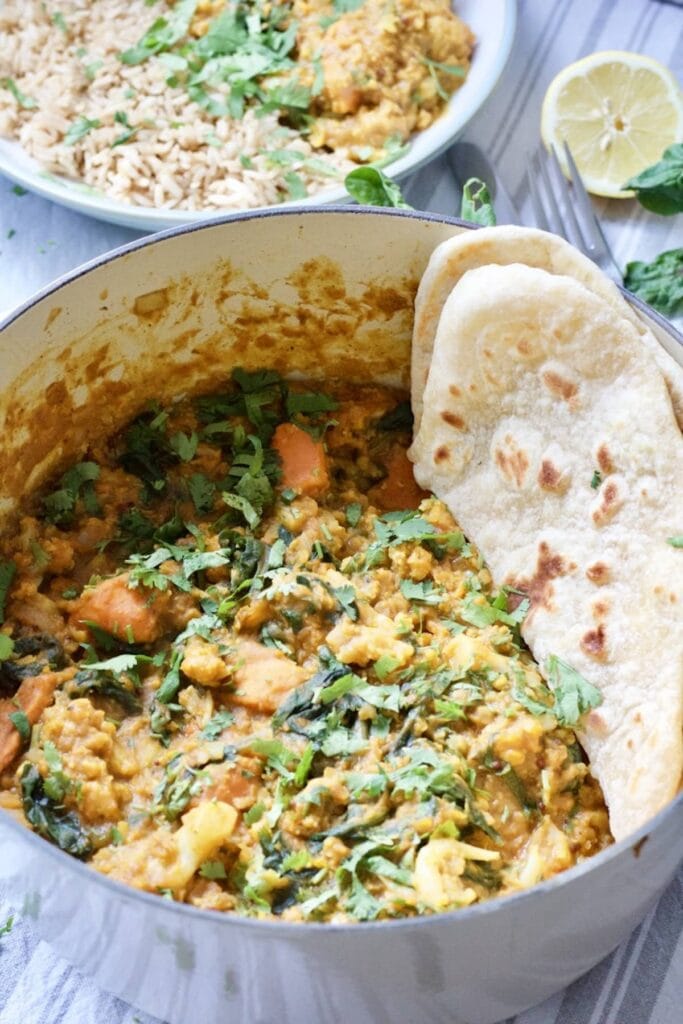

{"left": 410, "top": 263, "right": 683, "bottom": 841}
{"left": 411, "top": 225, "right": 683, "bottom": 433}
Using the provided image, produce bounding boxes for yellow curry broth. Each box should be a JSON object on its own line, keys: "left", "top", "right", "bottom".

{"left": 0, "top": 376, "right": 610, "bottom": 921}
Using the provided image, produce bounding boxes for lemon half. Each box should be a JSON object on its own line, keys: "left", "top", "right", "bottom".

{"left": 541, "top": 51, "right": 683, "bottom": 198}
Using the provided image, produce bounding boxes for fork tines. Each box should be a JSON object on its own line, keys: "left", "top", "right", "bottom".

{"left": 527, "top": 143, "right": 620, "bottom": 279}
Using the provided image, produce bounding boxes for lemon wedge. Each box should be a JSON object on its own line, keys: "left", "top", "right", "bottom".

{"left": 541, "top": 51, "right": 683, "bottom": 198}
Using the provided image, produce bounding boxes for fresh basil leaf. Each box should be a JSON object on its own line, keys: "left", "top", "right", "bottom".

{"left": 460, "top": 177, "right": 496, "bottom": 226}
{"left": 623, "top": 144, "right": 683, "bottom": 216}
{"left": 623, "top": 248, "right": 683, "bottom": 317}
{"left": 344, "top": 167, "right": 412, "bottom": 208}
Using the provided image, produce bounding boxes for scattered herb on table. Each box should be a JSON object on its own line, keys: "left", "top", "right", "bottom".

{"left": 623, "top": 144, "right": 683, "bottom": 216}
{"left": 623, "top": 248, "right": 683, "bottom": 318}
{"left": 460, "top": 177, "right": 496, "bottom": 226}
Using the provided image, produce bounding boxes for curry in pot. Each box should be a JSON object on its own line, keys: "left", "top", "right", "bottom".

{"left": 0, "top": 372, "right": 610, "bottom": 921}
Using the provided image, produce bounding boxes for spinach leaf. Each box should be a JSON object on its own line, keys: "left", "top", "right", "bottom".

{"left": 460, "top": 177, "right": 496, "bottom": 226}
{"left": 344, "top": 167, "right": 412, "bottom": 208}
{"left": 623, "top": 248, "right": 683, "bottom": 318}
{"left": 0, "top": 560, "right": 16, "bottom": 624}
{"left": 623, "top": 144, "right": 683, "bottom": 216}
{"left": 20, "top": 763, "right": 92, "bottom": 857}
{"left": 376, "top": 400, "right": 413, "bottom": 431}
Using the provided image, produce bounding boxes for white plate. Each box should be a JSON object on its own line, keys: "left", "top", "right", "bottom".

{"left": 0, "top": 0, "right": 516, "bottom": 231}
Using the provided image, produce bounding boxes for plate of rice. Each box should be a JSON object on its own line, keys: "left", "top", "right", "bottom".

{"left": 0, "top": 0, "right": 516, "bottom": 230}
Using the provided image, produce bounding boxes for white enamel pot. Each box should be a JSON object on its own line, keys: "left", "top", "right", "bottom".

{"left": 1, "top": 208, "right": 682, "bottom": 1024}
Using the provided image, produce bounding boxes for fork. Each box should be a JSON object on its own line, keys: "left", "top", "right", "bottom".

{"left": 527, "top": 142, "right": 622, "bottom": 283}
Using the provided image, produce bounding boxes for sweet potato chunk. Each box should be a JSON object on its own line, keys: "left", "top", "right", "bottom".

{"left": 228, "top": 640, "right": 308, "bottom": 714}
{"left": 370, "top": 445, "right": 429, "bottom": 511}
{"left": 272, "top": 423, "right": 330, "bottom": 498}
{"left": 70, "top": 574, "right": 164, "bottom": 644}
{"left": 0, "top": 667, "right": 73, "bottom": 772}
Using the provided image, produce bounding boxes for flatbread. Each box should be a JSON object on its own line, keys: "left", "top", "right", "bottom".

{"left": 410, "top": 263, "right": 683, "bottom": 841}
{"left": 411, "top": 226, "right": 683, "bottom": 433}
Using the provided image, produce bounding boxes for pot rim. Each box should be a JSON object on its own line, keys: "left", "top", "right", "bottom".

{"left": 1, "top": 204, "right": 681, "bottom": 935}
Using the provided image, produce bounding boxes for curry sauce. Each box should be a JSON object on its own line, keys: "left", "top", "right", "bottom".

{"left": 0, "top": 374, "right": 610, "bottom": 921}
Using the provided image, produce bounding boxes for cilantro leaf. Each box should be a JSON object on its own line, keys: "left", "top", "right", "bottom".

{"left": 200, "top": 709, "right": 234, "bottom": 740}
{"left": 331, "top": 584, "right": 358, "bottom": 620}
{"left": 668, "top": 536, "right": 683, "bottom": 548}
{"left": 188, "top": 473, "right": 216, "bottom": 515}
{"left": 460, "top": 177, "right": 496, "bottom": 226}
{"left": 400, "top": 579, "right": 443, "bottom": 606}
{"left": 547, "top": 655, "right": 602, "bottom": 726}
{"left": 623, "top": 248, "right": 683, "bottom": 317}
{"left": 1, "top": 77, "right": 37, "bottom": 109}
{"left": 10, "top": 710, "right": 31, "bottom": 741}
{"left": 623, "top": 144, "right": 683, "bottom": 216}
{"left": 119, "top": 0, "right": 199, "bottom": 65}
{"left": 345, "top": 502, "right": 362, "bottom": 527}
{"left": 286, "top": 390, "right": 338, "bottom": 418}
{"left": 42, "top": 461, "right": 100, "bottom": 525}
{"left": 64, "top": 116, "right": 101, "bottom": 145}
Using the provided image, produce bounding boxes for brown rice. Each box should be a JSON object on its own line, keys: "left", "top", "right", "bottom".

{"left": 0, "top": 0, "right": 354, "bottom": 211}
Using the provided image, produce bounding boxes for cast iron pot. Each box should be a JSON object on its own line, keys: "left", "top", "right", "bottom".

{"left": 1, "top": 209, "right": 681, "bottom": 1024}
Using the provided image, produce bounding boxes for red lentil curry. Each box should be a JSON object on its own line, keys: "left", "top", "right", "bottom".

{"left": 0, "top": 373, "right": 610, "bottom": 921}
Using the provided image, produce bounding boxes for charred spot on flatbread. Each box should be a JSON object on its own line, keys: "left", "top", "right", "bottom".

{"left": 541, "top": 366, "right": 578, "bottom": 402}
{"left": 507, "top": 541, "right": 570, "bottom": 618}
{"left": 581, "top": 624, "right": 608, "bottom": 662}
{"left": 591, "top": 475, "right": 626, "bottom": 526}
{"left": 441, "top": 410, "right": 466, "bottom": 430}
{"left": 586, "top": 561, "right": 611, "bottom": 585}
{"left": 494, "top": 434, "right": 530, "bottom": 488}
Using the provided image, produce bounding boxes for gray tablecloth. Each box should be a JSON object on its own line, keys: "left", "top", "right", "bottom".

{"left": 1, "top": 1, "right": 682, "bottom": 1021}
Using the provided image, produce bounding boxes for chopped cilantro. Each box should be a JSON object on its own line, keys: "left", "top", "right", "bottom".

{"left": 42, "top": 461, "right": 100, "bottom": 525}
{"left": 590, "top": 470, "right": 602, "bottom": 489}
{"left": 400, "top": 579, "right": 443, "bottom": 605}
{"left": 667, "top": 536, "right": 683, "bottom": 548}
{"left": 10, "top": 710, "right": 31, "bottom": 742}
{"left": 63, "top": 116, "right": 102, "bottom": 146}
{"left": 199, "top": 860, "right": 227, "bottom": 879}
{"left": 200, "top": 709, "right": 234, "bottom": 740}
{"left": 1, "top": 77, "right": 37, "bottom": 110}
{"left": 0, "top": 916, "right": 14, "bottom": 939}
{"left": 547, "top": 655, "right": 602, "bottom": 726}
